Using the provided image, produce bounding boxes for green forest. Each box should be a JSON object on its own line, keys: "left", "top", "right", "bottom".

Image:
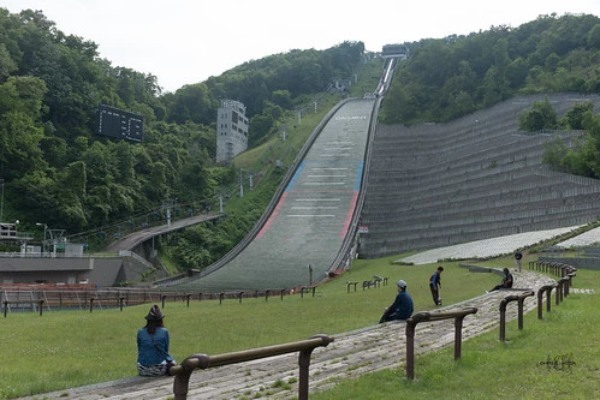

{"left": 2, "top": 9, "right": 600, "bottom": 275}
{"left": 0, "top": 8, "right": 365, "bottom": 265}
{"left": 380, "top": 12, "right": 600, "bottom": 181}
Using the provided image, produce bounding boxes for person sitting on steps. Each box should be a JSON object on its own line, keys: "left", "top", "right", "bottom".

{"left": 488, "top": 268, "right": 514, "bottom": 292}
{"left": 379, "top": 280, "right": 414, "bottom": 323}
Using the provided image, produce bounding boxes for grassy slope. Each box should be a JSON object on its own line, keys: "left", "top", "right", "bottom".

{"left": 0, "top": 256, "right": 502, "bottom": 398}
{"left": 313, "top": 266, "right": 600, "bottom": 400}
{"left": 3, "top": 61, "right": 598, "bottom": 398}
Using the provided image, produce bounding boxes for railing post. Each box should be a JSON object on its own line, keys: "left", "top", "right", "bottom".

{"left": 454, "top": 315, "right": 466, "bottom": 359}
{"left": 405, "top": 308, "right": 476, "bottom": 380}
{"left": 170, "top": 335, "right": 333, "bottom": 400}
{"left": 537, "top": 284, "right": 554, "bottom": 319}
{"left": 172, "top": 354, "right": 209, "bottom": 400}
{"left": 517, "top": 291, "right": 534, "bottom": 330}
{"left": 298, "top": 347, "right": 315, "bottom": 400}
{"left": 405, "top": 319, "right": 416, "bottom": 380}
{"left": 499, "top": 297, "right": 510, "bottom": 342}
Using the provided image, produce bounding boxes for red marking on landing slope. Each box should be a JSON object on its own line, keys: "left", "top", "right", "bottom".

{"left": 339, "top": 191, "right": 359, "bottom": 237}
{"left": 257, "top": 192, "right": 288, "bottom": 238}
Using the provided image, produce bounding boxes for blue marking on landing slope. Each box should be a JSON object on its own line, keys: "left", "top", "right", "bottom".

{"left": 285, "top": 161, "right": 305, "bottom": 192}
{"left": 354, "top": 160, "right": 364, "bottom": 190}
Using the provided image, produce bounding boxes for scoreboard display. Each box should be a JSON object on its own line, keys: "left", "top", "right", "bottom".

{"left": 96, "top": 104, "right": 144, "bottom": 142}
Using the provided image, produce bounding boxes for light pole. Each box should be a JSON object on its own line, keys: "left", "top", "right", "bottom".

{"left": 36, "top": 222, "right": 47, "bottom": 257}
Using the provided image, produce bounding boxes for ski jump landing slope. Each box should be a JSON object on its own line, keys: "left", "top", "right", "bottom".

{"left": 179, "top": 99, "right": 376, "bottom": 292}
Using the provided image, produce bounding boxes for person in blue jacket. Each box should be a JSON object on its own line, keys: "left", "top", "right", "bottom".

{"left": 137, "top": 304, "right": 176, "bottom": 376}
{"left": 379, "top": 280, "right": 414, "bottom": 323}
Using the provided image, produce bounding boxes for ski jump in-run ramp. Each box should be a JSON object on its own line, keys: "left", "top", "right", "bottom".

{"left": 178, "top": 98, "right": 376, "bottom": 292}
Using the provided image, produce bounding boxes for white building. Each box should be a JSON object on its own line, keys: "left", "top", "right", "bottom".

{"left": 216, "top": 100, "right": 249, "bottom": 163}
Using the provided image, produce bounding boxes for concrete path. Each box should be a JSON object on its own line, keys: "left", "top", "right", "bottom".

{"left": 18, "top": 268, "right": 560, "bottom": 400}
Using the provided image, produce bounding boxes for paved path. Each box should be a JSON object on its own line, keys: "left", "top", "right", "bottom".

{"left": 19, "top": 269, "right": 559, "bottom": 400}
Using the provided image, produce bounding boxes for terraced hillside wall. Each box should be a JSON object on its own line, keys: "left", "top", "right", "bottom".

{"left": 359, "top": 94, "right": 600, "bottom": 258}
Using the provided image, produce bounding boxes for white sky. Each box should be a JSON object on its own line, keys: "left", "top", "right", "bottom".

{"left": 1, "top": 0, "right": 599, "bottom": 93}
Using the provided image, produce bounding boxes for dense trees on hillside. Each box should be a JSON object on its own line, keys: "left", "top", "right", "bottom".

{"left": 0, "top": 7, "right": 364, "bottom": 242}
{"left": 3, "top": 7, "right": 600, "bottom": 273}
{"left": 381, "top": 13, "right": 600, "bottom": 125}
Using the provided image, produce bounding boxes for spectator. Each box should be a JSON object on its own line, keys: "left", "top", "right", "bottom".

{"left": 137, "top": 304, "right": 176, "bottom": 376}
{"left": 488, "top": 268, "right": 514, "bottom": 292}
{"left": 379, "top": 280, "right": 414, "bottom": 323}
{"left": 429, "top": 266, "right": 444, "bottom": 306}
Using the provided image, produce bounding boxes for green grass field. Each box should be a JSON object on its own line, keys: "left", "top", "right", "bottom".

{"left": 1, "top": 253, "right": 597, "bottom": 399}
{"left": 312, "top": 267, "right": 600, "bottom": 400}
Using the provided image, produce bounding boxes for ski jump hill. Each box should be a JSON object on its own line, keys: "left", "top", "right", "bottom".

{"left": 166, "top": 87, "right": 600, "bottom": 292}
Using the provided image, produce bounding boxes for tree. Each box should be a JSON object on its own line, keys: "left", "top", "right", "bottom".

{"left": 560, "top": 102, "right": 594, "bottom": 130}
{"left": 519, "top": 98, "right": 558, "bottom": 132}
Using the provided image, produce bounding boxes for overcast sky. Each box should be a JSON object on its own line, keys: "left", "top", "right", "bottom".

{"left": 2, "top": 0, "right": 599, "bottom": 93}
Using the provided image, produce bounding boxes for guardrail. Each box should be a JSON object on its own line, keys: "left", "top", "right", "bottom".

{"left": 499, "top": 291, "right": 534, "bottom": 341}
{"left": 170, "top": 334, "right": 334, "bottom": 400}
{"left": 405, "top": 307, "right": 478, "bottom": 380}
{"left": 537, "top": 284, "right": 556, "bottom": 319}
{"left": 528, "top": 261, "right": 576, "bottom": 278}
{"left": 3, "top": 300, "right": 45, "bottom": 317}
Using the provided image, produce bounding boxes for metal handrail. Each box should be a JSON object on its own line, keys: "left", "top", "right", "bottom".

{"left": 405, "top": 308, "right": 478, "bottom": 380}
{"left": 170, "top": 334, "right": 334, "bottom": 400}
{"left": 537, "top": 284, "right": 556, "bottom": 319}
{"left": 499, "top": 291, "right": 534, "bottom": 341}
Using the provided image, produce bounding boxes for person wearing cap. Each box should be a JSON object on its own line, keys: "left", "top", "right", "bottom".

{"left": 379, "top": 279, "right": 414, "bottom": 323}
{"left": 137, "top": 304, "right": 176, "bottom": 376}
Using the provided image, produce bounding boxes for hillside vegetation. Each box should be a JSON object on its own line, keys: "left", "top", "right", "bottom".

{"left": 2, "top": 9, "right": 600, "bottom": 275}
{"left": 380, "top": 12, "right": 600, "bottom": 189}
{"left": 0, "top": 7, "right": 367, "bottom": 269}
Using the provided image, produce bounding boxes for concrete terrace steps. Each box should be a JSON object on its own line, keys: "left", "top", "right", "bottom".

{"left": 359, "top": 94, "right": 600, "bottom": 258}
{"left": 362, "top": 180, "right": 600, "bottom": 224}
{"left": 17, "top": 270, "right": 559, "bottom": 400}
{"left": 362, "top": 188, "right": 600, "bottom": 222}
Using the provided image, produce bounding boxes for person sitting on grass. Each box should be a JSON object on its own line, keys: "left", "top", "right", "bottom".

{"left": 488, "top": 268, "right": 514, "bottom": 292}
{"left": 379, "top": 280, "right": 414, "bottom": 323}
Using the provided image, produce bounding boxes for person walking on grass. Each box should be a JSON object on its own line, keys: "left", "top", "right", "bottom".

{"left": 379, "top": 280, "right": 414, "bottom": 323}
{"left": 137, "top": 304, "right": 176, "bottom": 377}
{"left": 429, "top": 266, "right": 444, "bottom": 306}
